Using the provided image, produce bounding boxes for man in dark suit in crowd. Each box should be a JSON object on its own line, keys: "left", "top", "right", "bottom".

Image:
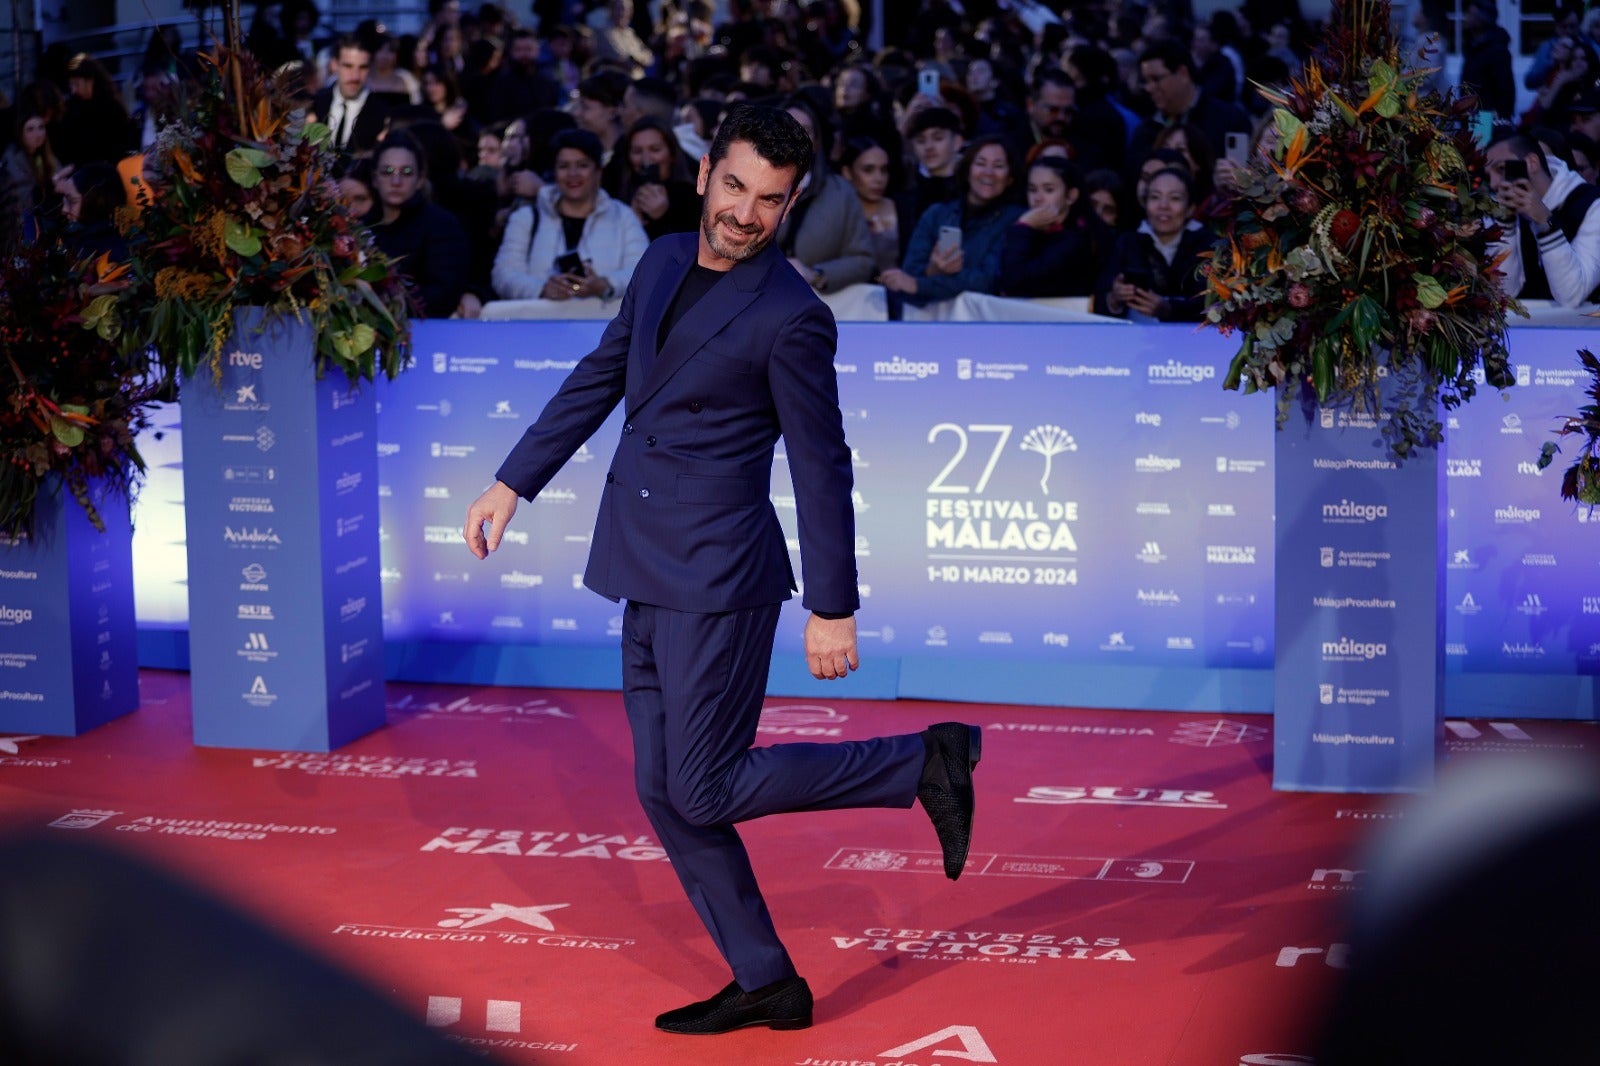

{"left": 312, "top": 34, "right": 391, "bottom": 158}
{"left": 1128, "top": 37, "right": 1250, "bottom": 173}
{"left": 464, "top": 104, "right": 980, "bottom": 1036}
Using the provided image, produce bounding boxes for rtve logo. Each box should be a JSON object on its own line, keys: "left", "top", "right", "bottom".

{"left": 227, "top": 350, "right": 263, "bottom": 370}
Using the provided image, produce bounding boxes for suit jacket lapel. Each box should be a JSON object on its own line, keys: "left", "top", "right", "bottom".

{"left": 629, "top": 240, "right": 775, "bottom": 416}
{"left": 631, "top": 237, "right": 693, "bottom": 402}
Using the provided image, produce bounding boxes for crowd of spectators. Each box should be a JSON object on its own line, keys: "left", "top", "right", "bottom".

{"left": 3, "top": 0, "right": 1600, "bottom": 316}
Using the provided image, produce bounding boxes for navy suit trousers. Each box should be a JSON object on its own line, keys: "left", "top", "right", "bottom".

{"left": 620, "top": 600, "right": 925, "bottom": 989}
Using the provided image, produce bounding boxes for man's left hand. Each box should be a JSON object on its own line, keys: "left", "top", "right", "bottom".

{"left": 805, "top": 613, "right": 859, "bottom": 680}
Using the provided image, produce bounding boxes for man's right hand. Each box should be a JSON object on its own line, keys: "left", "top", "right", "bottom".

{"left": 464, "top": 480, "right": 520, "bottom": 560}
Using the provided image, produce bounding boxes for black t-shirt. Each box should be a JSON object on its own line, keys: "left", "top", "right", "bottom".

{"left": 656, "top": 262, "right": 726, "bottom": 354}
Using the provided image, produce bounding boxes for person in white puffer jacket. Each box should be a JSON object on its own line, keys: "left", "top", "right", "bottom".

{"left": 491, "top": 128, "right": 648, "bottom": 303}
{"left": 1486, "top": 133, "right": 1600, "bottom": 308}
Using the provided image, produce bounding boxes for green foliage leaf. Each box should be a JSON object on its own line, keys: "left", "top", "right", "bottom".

{"left": 1349, "top": 294, "right": 1383, "bottom": 354}
{"left": 81, "top": 293, "right": 121, "bottom": 340}
{"left": 304, "top": 121, "right": 332, "bottom": 145}
{"left": 224, "top": 147, "right": 273, "bottom": 188}
{"left": 1272, "top": 108, "right": 1303, "bottom": 148}
{"left": 224, "top": 218, "right": 262, "bottom": 257}
{"left": 1414, "top": 274, "right": 1447, "bottom": 309}
{"left": 50, "top": 412, "right": 86, "bottom": 448}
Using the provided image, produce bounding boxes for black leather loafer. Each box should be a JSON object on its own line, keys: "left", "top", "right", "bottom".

{"left": 918, "top": 722, "right": 982, "bottom": 879}
{"left": 654, "top": 975, "right": 813, "bottom": 1034}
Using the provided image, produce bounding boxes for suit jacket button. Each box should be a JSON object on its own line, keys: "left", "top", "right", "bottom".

{"left": 646, "top": 435, "right": 657, "bottom": 446}
{"left": 639, "top": 488, "right": 650, "bottom": 498}
{"left": 689, "top": 401, "right": 703, "bottom": 413}
{"left": 623, "top": 423, "right": 634, "bottom": 434}
{"left": 606, "top": 472, "right": 615, "bottom": 483}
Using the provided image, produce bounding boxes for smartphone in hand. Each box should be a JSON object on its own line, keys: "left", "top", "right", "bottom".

{"left": 555, "top": 250, "right": 585, "bottom": 276}
{"left": 934, "top": 224, "right": 963, "bottom": 258}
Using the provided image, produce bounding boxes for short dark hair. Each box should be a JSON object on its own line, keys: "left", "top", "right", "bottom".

{"left": 578, "top": 70, "right": 628, "bottom": 108}
{"left": 1491, "top": 132, "right": 1549, "bottom": 174}
{"left": 1139, "top": 38, "right": 1194, "bottom": 79}
{"left": 628, "top": 75, "right": 678, "bottom": 117}
{"left": 551, "top": 127, "right": 605, "bottom": 167}
{"left": 706, "top": 103, "right": 814, "bottom": 191}
{"left": 1143, "top": 165, "right": 1194, "bottom": 205}
{"left": 334, "top": 33, "right": 371, "bottom": 59}
{"left": 1031, "top": 66, "right": 1074, "bottom": 97}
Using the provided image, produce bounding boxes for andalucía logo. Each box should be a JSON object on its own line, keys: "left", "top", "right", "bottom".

{"left": 420, "top": 826, "right": 668, "bottom": 861}
{"left": 388, "top": 693, "right": 571, "bottom": 723}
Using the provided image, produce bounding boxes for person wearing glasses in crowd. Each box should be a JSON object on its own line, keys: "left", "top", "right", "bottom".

{"left": 365, "top": 130, "right": 471, "bottom": 318}
{"left": 490, "top": 127, "right": 647, "bottom": 303}
{"left": 1127, "top": 38, "right": 1250, "bottom": 177}
{"left": 1017, "top": 67, "right": 1119, "bottom": 173}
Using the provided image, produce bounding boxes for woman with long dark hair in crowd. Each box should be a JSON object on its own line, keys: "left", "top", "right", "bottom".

{"left": 878, "top": 134, "right": 1024, "bottom": 306}
{"left": 616, "top": 116, "right": 701, "bottom": 241}
{"left": 54, "top": 54, "right": 131, "bottom": 167}
{"left": 0, "top": 103, "right": 60, "bottom": 249}
{"left": 1000, "top": 157, "right": 1111, "bottom": 298}
{"left": 839, "top": 135, "right": 911, "bottom": 273}
{"left": 421, "top": 62, "right": 479, "bottom": 164}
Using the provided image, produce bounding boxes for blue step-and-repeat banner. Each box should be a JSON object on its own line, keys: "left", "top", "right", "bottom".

{"left": 132, "top": 321, "right": 1600, "bottom": 720}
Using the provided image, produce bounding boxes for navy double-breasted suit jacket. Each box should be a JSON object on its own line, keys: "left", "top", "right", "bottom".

{"left": 495, "top": 232, "right": 859, "bottom": 617}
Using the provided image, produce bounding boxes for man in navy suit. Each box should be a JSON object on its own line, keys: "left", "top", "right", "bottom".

{"left": 464, "top": 104, "right": 981, "bottom": 1035}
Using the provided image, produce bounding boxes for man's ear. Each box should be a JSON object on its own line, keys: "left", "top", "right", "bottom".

{"left": 696, "top": 154, "right": 710, "bottom": 195}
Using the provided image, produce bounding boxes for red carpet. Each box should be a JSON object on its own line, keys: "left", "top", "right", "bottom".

{"left": 1, "top": 672, "right": 1591, "bottom": 1065}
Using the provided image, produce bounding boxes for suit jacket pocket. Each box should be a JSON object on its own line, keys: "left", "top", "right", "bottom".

{"left": 677, "top": 473, "right": 760, "bottom": 505}
{"left": 692, "top": 348, "right": 753, "bottom": 374}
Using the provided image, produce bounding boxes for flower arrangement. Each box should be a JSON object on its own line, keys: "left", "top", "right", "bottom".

{"left": 1201, "top": 0, "right": 1519, "bottom": 458}
{"left": 1536, "top": 347, "right": 1600, "bottom": 503}
{"left": 111, "top": 46, "right": 411, "bottom": 385}
{"left": 0, "top": 229, "right": 159, "bottom": 537}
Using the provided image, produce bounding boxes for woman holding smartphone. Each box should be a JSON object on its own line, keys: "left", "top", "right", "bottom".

{"left": 1095, "top": 166, "right": 1215, "bottom": 322}
{"left": 618, "top": 116, "right": 702, "bottom": 242}
{"left": 491, "top": 128, "right": 648, "bottom": 302}
{"left": 879, "top": 134, "right": 1023, "bottom": 306}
